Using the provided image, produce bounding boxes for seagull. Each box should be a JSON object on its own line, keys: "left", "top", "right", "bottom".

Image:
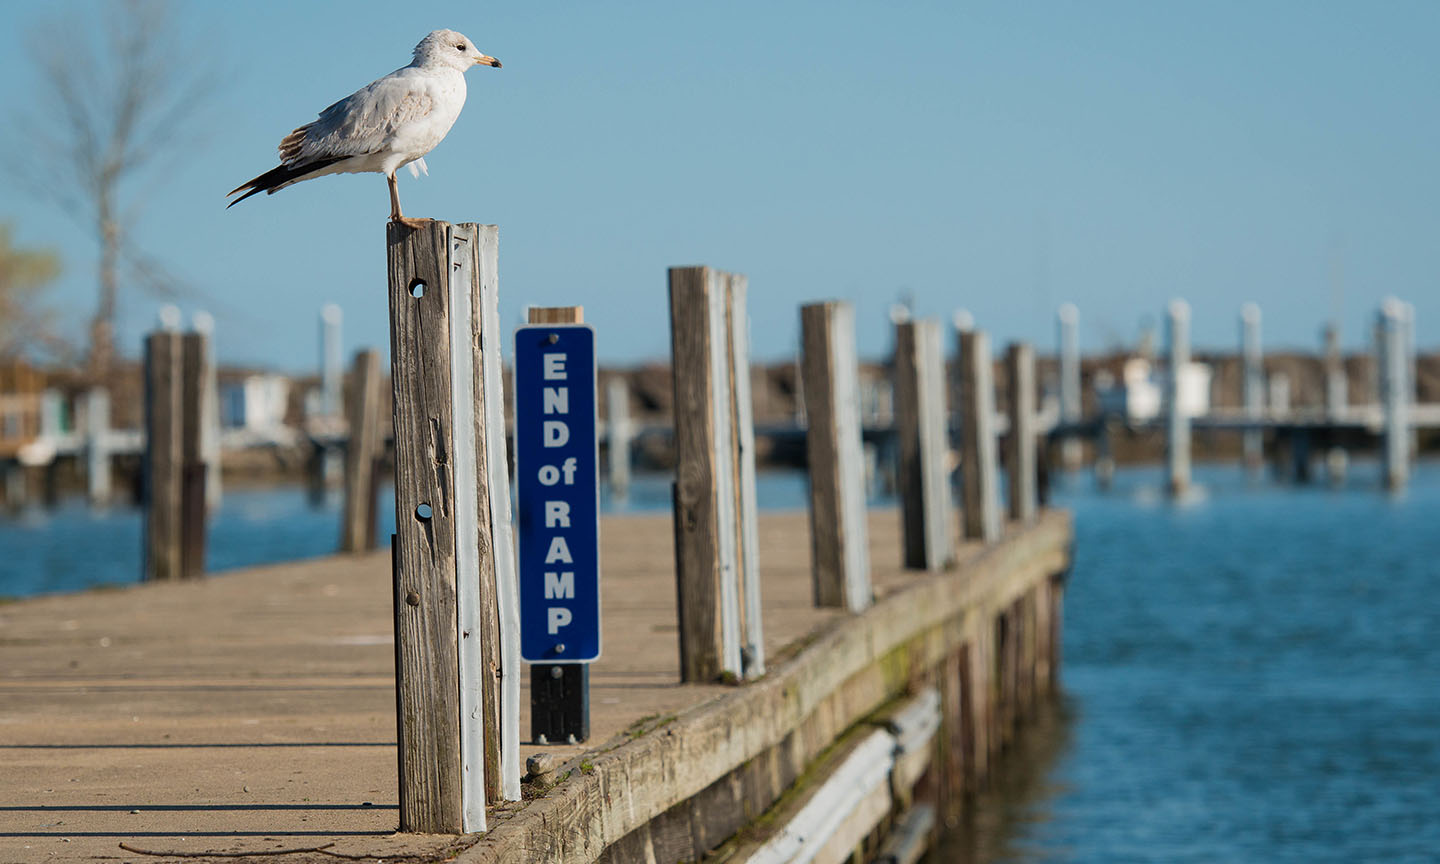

{"left": 227, "top": 29, "right": 500, "bottom": 227}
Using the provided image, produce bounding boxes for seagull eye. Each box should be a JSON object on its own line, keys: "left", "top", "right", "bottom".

{"left": 456, "top": 43, "right": 467, "bottom": 51}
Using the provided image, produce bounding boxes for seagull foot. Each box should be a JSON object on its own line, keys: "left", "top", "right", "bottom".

{"left": 390, "top": 215, "right": 434, "bottom": 231}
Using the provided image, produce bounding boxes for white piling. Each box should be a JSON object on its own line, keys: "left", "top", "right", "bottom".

{"left": 85, "top": 388, "right": 112, "bottom": 506}
{"left": 1240, "top": 303, "right": 1263, "bottom": 473}
{"left": 1166, "top": 299, "right": 1191, "bottom": 496}
{"left": 605, "top": 377, "right": 632, "bottom": 498}
{"left": 1057, "top": 303, "right": 1082, "bottom": 471}
{"left": 1379, "top": 300, "right": 1410, "bottom": 491}
{"left": 192, "top": 312, "right": 221, "bottom": 510}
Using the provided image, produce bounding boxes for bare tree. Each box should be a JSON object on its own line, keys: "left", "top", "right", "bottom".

{"left": 0, "top": 225, "right": 62, "bottom": 362}
{"left": 10, "top": 0, "right": 216, "bottom": 379}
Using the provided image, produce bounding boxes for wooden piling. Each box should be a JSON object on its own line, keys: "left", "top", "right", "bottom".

{"left": 179, "top": 332, "right": 210, "bottom": 579}
{"left": 800, "top": 301, "right": 872, "bottom": 612}
{"left": 1057, "top": 303, "right": 1082, "bottom": 471}
{"left": 387, "top": 221, "right": 516, "bottom": 832}
{"left": 605, "top": 377, "right": 632, "bottom": 498}
{"left": 669, "top": 268, "right": 744, "bottom": 682}
{"left": 1165, "top": 299, "right": 1191, "bottom": 496}
{"left": 725, "top": 274, "right": 765, "bottom": 677}
{"left": 143, "top": 331, "right": 183, "bottom": 582}
{"left": 1241, "top": 303, "right": 1263, "bottom": 473}
{"left": 893, "top": 319, "right": 952, "bottom": 571}
{"left": 1004, "top": 343, "right": 1037, "bottom": 524}
{"left": 957, "top": 328, "right": 1000, "bottom": 544}
{"left": 1379, "top": 300, "right": 1409, "bottom": 491}
{"left": 340, "top": 349, "right": 383, "bottom": 553}
{"left": 84, "top": 388, "right": 111, "bottom": 507}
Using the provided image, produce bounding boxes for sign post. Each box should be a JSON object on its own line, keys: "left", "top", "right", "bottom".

{"left": 515, "top": 310, "right": 600, "bottom": 743}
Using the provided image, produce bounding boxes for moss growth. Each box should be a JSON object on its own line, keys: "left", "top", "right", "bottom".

{"left": 579, "top": 760, "right": 595, "bottom": 775}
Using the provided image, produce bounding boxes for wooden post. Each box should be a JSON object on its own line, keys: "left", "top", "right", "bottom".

{"left": 340, "top": 349, "right": 383, "bottom": 553}
{"left": 669, "top": 268, "right": 743, "bottom": 682}
{"left": 605, "top": 377, "right": 632, "bottom": 498}
{"left": 1057, "top": 303, "right": 1082, "bottom": 471}
{"left": 893, "top": 319, "right": 952, "bottom": 571}
{"left": 1323, "top": 322, "right": 1345, "bottom": 421}
{"left": 388, "top": 221, "right": 518, "bottom": 832}
{"left": 84, "top": 388, "right": 112, "bottom": 507}
{"left": 957, "top": 327, "right": 1000, "bottom": 544}
{"left": 192, "top": 311, "right": 222, "bottom": 512}
{"left": 1165, "top": 299, "right": 1191, "bottom": 497}
{"left": 800, "top": 301, "right": 871, "bottom": 612}
{"left": 1241, "top": 303, "right": 1263, "bottom": 474}
{"left": 143, "top": 329, "right": 183, "bottom": 582}
{"left": 1379, "top": 299, "right": 1409, "bottom": 491}
{"left": 1004, "top": 342, "right": 1037, "bottom": 524}
{"left": 725, "top": 274, "right": 765, "bottom": 678}
{"left": 179, "top": 331, "right": 210, "bottom": 580}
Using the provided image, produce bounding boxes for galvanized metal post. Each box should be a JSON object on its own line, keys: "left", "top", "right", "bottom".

{"left": 1379, "top": 299, "right": 1410, "bottom": 491}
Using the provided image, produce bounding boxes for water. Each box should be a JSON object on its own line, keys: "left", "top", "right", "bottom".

{"left": 0, "top": 472, "right": 815, "bottom": 598}
{"left": 4, "top": 462, "right": 1437, "bottom": 862}
{"left": 938, "top": 460, "right": 1440, "bottom": 864}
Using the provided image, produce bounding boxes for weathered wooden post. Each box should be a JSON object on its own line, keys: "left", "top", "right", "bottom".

{"left": 84, "top": 388, "right": 111, "bottom": 506}
{"left": 1165, "top": 299, "right": 1191, "bottom": 497}
{"left": 1241, "top": 303, "right": 1264, "bottom": 474}
{"left": 1005, "top": 342, "right": 1037, "bottom": 524}
{"left": 143, "top": 320, "right": 208, "bottom": 581}
{"left": 340, "top": 349, "right": 383, "bottom": 553}
{"left": 800, "top": 300, "right": 872, "bottom": 612}
{"left": 387, "top": 221, "right": 520, "bottom": 832}
{"left": 893, "top": 319, "right": 952, "bottom": 571}
{"left": 957, "top": 325, "right": 1001, "bottom": 543}
{"left": 669, "top": 268, "right": 765, "bottom": 680}
{"left": 605, "top": 377, "right": 632, "bottom": 498}
{"left": 319, "top": 304, "right": 344, "bottom": 486}
{"left": 192, "top": 312, "right": 221, "bottom": 511}
{"left": 1379, "top": 299, "right": 1409, "bottom": 491}
{"left": 1057, "top": 303, "right": 1082, "bottom": 471}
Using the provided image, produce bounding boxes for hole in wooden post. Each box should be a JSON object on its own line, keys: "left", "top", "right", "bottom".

{"left": 409, "top": 280, "right": 426, "bottom": 298}
{"left": 415, "top": 502, "right": 433, "bottom": 521}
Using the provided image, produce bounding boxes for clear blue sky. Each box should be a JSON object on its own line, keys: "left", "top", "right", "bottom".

{"left": 1, "top": 1, "right": 1436, "bottom": 373}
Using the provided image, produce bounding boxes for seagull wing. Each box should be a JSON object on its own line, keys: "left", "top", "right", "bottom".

{"left": 227, "top": 70, "right": 435, "bottom": 206}
{"left": 281, "top": 71, "right": 436, "bottom": 163}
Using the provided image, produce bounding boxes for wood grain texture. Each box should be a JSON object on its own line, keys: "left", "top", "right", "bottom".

{"left": 387, "top": 220, "right": 464, "bottom": 833}
{"left": 727, "top": 274, "right": 765, "bottom": 678}
{"left": 957, "top": 329, "right": 1000, "bottom": 543}
{"left": 668, "top": 267, "right": 730, "bottom": 683}
{"left": 179, "top": 332, "right": 209, "bottom": 580}
{"left": 1005, "top": 342, "right": 1037, "bottom": 524}
{"left": 893, "top": 320, "right": 952, "bottom": 571}
{"left": 800, "top": 302, "right": 871, "bottom": 611}
{"left": 455, "top": 512, "right": 1072, "bottom": 864}
{"left": 143, "top": 331, "right": 182, "bottom": 582}
{"left": 529, "top": 306, "right": 585, "bottom": 324}
{"left": 341, "top": 350, "right": 383, "bottom": 553}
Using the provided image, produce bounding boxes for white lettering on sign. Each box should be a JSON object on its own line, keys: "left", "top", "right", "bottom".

{"left": 538, "top": 465, "right": 560, "bottom": 486}
{"left": 543, "top": 420, "right": 570, "bottom": 447}
{"left": 562, "top": 457, "right": 577, "bottom": 485}
{"left": 544, "top": 353, "right": 567, "bottom": 380}
{"left": 548, "top": 607, "right": 572, "bottom": 634}
{"left": 545, "top": 536, "right": 573, "bottom": 564}
{"left": 543, "top": 387, "right": 569, "bottom": 415}
{"left": 544, "top": 571, "right": 575, "bottom": 599}
{"left": 545, "top": 501, "right": 571, "bottom": 528}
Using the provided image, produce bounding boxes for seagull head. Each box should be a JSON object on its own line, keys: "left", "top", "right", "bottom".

{"left": 414, "top": 29, "right": 501, "bottom": 71}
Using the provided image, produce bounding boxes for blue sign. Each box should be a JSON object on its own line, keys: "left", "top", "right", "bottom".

{"left": 514, "top": 324, "right": 601, "bottom": 663}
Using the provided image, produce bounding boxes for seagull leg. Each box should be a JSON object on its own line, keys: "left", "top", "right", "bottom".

{"left": 388, "top": 172, "right": 430, "bottom": 230}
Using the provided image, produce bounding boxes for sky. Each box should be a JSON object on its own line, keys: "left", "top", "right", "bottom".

{"left": 1, "top": 1, "right": 1436, "bottom": 374}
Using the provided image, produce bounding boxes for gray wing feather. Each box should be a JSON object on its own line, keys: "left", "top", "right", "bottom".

{"left": 278, "top": 70, "right": 434, "bottom": 164}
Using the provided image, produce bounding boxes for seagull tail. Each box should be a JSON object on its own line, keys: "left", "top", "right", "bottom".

{"left": 226, "top": 157, "right": 346, "bottom": 208}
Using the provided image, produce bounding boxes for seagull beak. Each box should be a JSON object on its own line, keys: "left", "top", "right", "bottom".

{"left": 475, "top": 54, "right": 502, "bottom": 68}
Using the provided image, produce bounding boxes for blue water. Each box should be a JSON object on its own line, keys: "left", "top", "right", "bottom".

{"left": 941, "top": 460, "right": 1440, "bottom": 864}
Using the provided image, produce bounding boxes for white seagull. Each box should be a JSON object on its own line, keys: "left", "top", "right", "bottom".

{"left": 227, "top": 29, "right": 500, "bottom": 226}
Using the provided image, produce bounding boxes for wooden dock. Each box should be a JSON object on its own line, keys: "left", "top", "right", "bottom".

{"left": 0, "top": 506, "right": 1070, "bottom": 863}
